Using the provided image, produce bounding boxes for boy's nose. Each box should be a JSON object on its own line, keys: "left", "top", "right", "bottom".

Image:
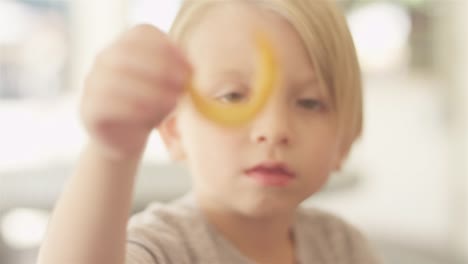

{"left": 253, "top": 132, "right": 289, "bottom": 145}
{"left": 250, "top": 103, "right": 291, "bottom": 147}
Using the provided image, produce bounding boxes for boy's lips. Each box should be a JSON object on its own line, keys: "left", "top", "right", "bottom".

{"left": 244, "top": 161, "right": 296, "bottom": 186}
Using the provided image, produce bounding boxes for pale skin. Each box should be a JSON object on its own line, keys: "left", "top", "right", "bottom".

{"left": 38, "top": 2, "right": 347, "bottom": 264}
{"left": 37, "top": 25, "right": 191, "bottom": 264}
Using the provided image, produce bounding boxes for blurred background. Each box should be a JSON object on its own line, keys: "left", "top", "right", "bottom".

{"left": 0, "top": 0, "right": 467, "bottom": 263}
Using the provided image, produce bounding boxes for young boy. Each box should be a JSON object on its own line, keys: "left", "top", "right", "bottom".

{"left": 38, "top": 0, "right": 380, "bottom": 263}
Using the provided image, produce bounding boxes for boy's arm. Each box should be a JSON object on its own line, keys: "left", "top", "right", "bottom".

{"left": 37, "top": 142, "right": 142, "bottom": 264}
{"left": 36, "top": 24, "right": 189, "bottom": 264}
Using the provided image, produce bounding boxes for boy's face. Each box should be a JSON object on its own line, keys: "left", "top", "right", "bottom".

{"left": 163, "top": 2, "right": 346, "bottom": 217}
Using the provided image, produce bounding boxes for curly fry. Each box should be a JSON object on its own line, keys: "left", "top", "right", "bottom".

{"left": 188, "top": 33, "right": 277, "bottom": 126}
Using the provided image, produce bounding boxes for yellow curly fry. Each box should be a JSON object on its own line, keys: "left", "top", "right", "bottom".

{"left": 188, "top": 33, "right": 277, "bottom": 126}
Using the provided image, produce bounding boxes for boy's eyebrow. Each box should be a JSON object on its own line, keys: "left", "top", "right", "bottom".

{"left": 291, "top": 77, "right": 330, "bottom": 97}
{"left": 292, "top": 77, "right": 320, "bottom": 89}
{"left": 201, "top": 69, "right": 251, "bottom": 93}
{"left": 210, "top": 69, "right": 252, "bottom": 80}
{"left": 204, "top": 69, "right": 252, "bottom": 85}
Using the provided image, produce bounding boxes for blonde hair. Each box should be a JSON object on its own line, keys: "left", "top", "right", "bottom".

{"left": 170, "top": 0, "right": 362, "bottom": 151}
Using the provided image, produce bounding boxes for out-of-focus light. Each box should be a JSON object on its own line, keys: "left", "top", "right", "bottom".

{"left": 347, "top": 2, "right": 412, "bottom": 73}
{"left": 1, "top": 208, "right": 49, "bottom": 249}
{"left": 0, "top": 1, "right": 33, "bottom": 45}
{"left": 403, "top": 0, "right": 427, "bottom": 8}
{"left": 128, "top": 0, "right": 182, "bottom": 32}
{"left": 143, "top": 131, "right": 171, "bottom": 163}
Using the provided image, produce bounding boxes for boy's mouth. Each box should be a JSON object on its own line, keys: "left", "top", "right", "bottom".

{"left": 244, "top": 161, "right": 296, "bottom": 187}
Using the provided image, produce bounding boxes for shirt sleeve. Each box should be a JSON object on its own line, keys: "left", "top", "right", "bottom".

{"left": 299, "top": 207, "right": 382, "bottom": 264}
{"left": 343, "top": 223, "right": 381, "bottom": 264}
{"left": 124, "top": 204, "right": 191, "bottom": 264}
{"left": 126, "top": 240, "right": 161, "bottom": 264}
{"left": 324, "top": 213, "right": 382, "bottom": 264}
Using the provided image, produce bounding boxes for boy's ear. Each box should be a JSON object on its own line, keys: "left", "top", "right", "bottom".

{"left": 333, "top": 141, "right": 352, "bottom": 172}
{"left": 333, "top": 157, "right": 344, "bottom": 172}
{"left": 158, "top": 113, "right": 186, "bottom": 161}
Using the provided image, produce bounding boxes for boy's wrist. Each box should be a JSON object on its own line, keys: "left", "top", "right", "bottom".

{"left": 85, "top": 139, "right": 145, "bottom": 165}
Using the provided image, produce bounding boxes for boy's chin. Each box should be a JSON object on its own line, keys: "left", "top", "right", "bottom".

{"left": 234, "top": 197, "right": 300, "bottom": 219}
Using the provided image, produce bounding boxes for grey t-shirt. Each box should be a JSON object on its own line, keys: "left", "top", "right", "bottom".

{"left": 126, "top": 194, "right": 380, "bottom": 264}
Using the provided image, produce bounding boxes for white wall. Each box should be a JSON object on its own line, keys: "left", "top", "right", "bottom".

{"left": 432, "top": 0, "right": 468, "bottom": 260}
{"left": 454, "top": 0, "right": 468, "bottom": 260}
{"left": 69, "top": 0, "right": 128, "bottom": 92}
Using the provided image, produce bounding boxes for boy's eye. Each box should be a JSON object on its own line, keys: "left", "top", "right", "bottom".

{"left": 297, "top": 98, "right": 324, "bottom": 110}
{"left": 217, "top": 92, "right": 247, "bottom": 103}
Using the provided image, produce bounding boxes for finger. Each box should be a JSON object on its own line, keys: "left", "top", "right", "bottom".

{"left": 97, "top": 45, "right": 190, "bottom": 96}
{"left": 89, "top": 76, "right": 179, "bottom": 126}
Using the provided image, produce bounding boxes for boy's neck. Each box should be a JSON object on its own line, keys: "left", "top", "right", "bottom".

{"left": 197, "top": 195, "right": 297, "bottom": 264}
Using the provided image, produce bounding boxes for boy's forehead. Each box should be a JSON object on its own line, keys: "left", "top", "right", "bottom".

{"left": 183, "top": 1, "right": 316, "bottom": 85}
{"left": 185, "top": 3, "right": 264, "bottom": 65}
